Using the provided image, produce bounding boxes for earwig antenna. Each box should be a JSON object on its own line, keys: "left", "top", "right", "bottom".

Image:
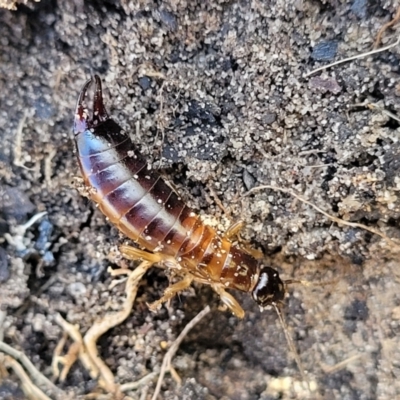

{"left": 284, "top": 277, "right": 341, "bottom": 288}
{"left": 284, "top": 279, "right": 305, "bottom": 286}
{"left": 273, "top": 303, "right": 310, "bottom": 391}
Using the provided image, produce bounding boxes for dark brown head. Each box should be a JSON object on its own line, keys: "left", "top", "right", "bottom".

{"left": 252, "top": 266, "right": 285, "bottom": 307}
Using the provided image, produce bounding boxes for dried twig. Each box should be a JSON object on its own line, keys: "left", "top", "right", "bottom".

{"left": 151, "top": 305, "right": 211, "bottom": 400}
{"left": 243, "top": 185, "right": 400, "bottom": 250}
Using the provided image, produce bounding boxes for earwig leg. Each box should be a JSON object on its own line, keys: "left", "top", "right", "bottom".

{"left": 241, "top": 246, "right": 264, "bottom": 260}
{"left": 225, "top": 221, "right": 264, "bottom": 259}
{"left": 148, "top": 275, "right": 193, "bottom": 311}
{"left": 224, "top": 220, "right": 245, "bottom": 239}
{"left": 212, "top": 284, "right": 245, "bottom": 319}
{"left": 120, "top": 245, "right": 164, "bottom": 263}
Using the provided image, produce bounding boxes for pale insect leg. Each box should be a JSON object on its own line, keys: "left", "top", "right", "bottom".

{"left": 121, "top": 244, "right": 194, "bottom": 311}
{"left": 120, "top": 244, "right": 165, "bottom": 263}
{"left": 225, "top": 221, "right": 263, "bottom": 260}
{"left": 224, "top": 220, "right": 245, "bottom": 238}
{"left": 148, "top": 275, "right": 194, "bottom": 311}
{"left": 212, "top": 284, "right": 245, "bottom": 319}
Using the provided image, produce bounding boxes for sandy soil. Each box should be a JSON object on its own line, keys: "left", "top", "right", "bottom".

{"left": 1, "top": 1, "right": 400, "bottom": 399}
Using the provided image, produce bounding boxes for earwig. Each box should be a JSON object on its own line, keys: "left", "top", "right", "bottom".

{"left": 73, "top": 75, "right": 285, "bottom": 318}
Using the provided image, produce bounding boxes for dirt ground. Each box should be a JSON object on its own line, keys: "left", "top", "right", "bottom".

{"left": 1, "top": 0, "right": 400, "bottom": 399}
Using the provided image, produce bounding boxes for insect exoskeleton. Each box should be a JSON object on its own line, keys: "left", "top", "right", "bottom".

{"left": 73, "top": 75, "right": 285, "bottom": 318}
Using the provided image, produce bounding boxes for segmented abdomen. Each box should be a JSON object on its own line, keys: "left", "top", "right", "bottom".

{"left": 75, "top": 119, "right": 259, "bottom": 292}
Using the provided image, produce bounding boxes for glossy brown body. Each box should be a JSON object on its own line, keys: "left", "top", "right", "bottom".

{"left": 74, "top": 79, "right": 259, "bottom": 293}
{"left": 73, "top": 76, "right": 285, "bottom": 316}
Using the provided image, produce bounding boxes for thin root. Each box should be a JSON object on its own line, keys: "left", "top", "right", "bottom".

{"left": 53, "top": 315, "right": 99, "bottom": 381}
{"left": 2, "top": 354, "right": 52, "bottom": 400}
{"left": 305, "top": 34, "right": 400, "bottom": 77}
{"left": 53, "top": 261, "right": 151, "bottom": 397}
{"left": 51, "top": 331, "right": 68, "bottom": 379}
{"left": 374, "top": 6, "right": 400, "bottom": 49}
{"left": 321, "top": 353, "right": 362, "bottom": 374}
{"left": 0, "top": 341, "right": 65, "bottom": 399}
{"left": 151, "top": 305, "right": 211, "bottom": 400}
{"left": 120, "top": 372, "right": 158, "bottom": 392}
{"left": 243, "top": 185, "right": 400, "bottom": 250}
{"left": 83, "top": 261, "right": 152, "bottom": 396}
{"left": 169, "top": 366, "right": 182, "bottom": 386}
{"left": 350, "top": 101, "right": 400, "bottom": 123}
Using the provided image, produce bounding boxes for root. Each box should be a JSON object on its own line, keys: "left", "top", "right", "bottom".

{"left": 244, "top": 185, "right": 400, "bottom": 251}
{"left": 2, "top": 354, "right": 52, "bottom": 400}
{"left": 53, "top": 261, "right": 152, "bottom": 398}
{"left": 354, "top": 102, "right": 400, "bottom": 123}
{"left": 374, "top": 6, "right": 400, "bottom": 49}
{"left": 151, "top": 306, "right": 211, "bottom": 400}
{"left": 321, "top": 353, "right": 363, "bottom": 374}
{"left": 305, "top": 34, "right": 400, "bottom": 77}
{"left": 0, "top": 341, "right": 66, "bottom": 399}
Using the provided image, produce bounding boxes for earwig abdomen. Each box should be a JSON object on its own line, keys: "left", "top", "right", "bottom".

{"left": 73, "top": 76, "right": 285, "bottom": 316}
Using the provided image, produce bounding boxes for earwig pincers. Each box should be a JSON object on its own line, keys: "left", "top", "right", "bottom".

{"left": 73, "top": 75, "right": 285, "bottom": 318}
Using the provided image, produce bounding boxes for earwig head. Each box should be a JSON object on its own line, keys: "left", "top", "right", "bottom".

{"left": 252, "top": 266, "right": 285, "bottom": 307}
{"left": 74, "top": 75, "right": 109, "bottom": 135}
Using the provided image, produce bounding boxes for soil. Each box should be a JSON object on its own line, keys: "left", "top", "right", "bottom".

{"left": 1, "top": 1, "right": 400, "bottom": 399}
